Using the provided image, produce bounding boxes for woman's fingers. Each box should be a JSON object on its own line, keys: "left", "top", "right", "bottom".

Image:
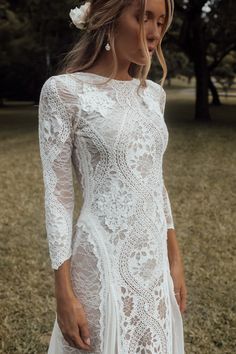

{"left": 174, "top": 288, "right": 181, "bottom": 308}
{"left": 71, "top": 329, "right": 91, "bottom": 350}
{"left": 63, "top": 327, "right": 91, "bottom": 351}
{"left": 174, "top": 285, "right": 187, "bottom": 313}
{"left": 180, "top": 286, "right": 187, "bottom": 313}
{"left": 80, "top": 320, "right": 91, "bottom": 346}
{"left": 75, "top": 303, "right": 92, "bottom": 350}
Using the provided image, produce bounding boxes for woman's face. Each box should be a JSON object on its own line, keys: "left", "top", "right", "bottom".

{"left": 115, "top": 0, "right": 166, "bottom": 65}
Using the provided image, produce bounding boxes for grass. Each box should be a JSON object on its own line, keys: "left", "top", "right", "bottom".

{"left": 0, "top": 90, "right": 235, "bottom": 354}
{"left": 164, "top": 94, "right": 236, "bottom": 353}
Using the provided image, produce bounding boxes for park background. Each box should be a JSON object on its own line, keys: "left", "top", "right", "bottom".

{"left": 0, "top": 0, "right": 235, "bottom": 353}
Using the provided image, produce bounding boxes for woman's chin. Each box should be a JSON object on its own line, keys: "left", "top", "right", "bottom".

{"left": 132, "top": 56, "right": 150, "bottom": 66}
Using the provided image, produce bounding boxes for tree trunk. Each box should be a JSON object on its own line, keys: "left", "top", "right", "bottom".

{"left": 192, "top": 15, "right": 211, "bottom": 121}
{"left": 208, "top": 77, "right": 221, "bottom": 106}
{"left": 194, "top": 61, "right": 211, "bottom": 121}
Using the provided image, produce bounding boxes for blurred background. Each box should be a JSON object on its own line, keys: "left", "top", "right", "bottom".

{"left": 0, "top": 0, "right": 235, "bottom": 353}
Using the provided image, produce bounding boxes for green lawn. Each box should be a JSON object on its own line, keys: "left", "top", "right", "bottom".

{"left": 0, "top": 91, "right": 235, "bottom": 354}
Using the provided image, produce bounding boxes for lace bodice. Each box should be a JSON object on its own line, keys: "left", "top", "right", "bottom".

{"left": 38, "top": 72, "right": 175, "bottom": 271}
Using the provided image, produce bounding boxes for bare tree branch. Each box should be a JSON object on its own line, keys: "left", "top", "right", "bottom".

{"left": 209, "top": 44, "right": 236, "bottom": 71}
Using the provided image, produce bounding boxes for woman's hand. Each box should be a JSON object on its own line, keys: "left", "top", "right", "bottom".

{"left": 54, "top": 259, "right": 92, "bottom": 351}
{"left": 56, "top": 293, "right": 93, "bottom": 351}
{"left": 170, "top": 258, "right": 187, "bottom": 314}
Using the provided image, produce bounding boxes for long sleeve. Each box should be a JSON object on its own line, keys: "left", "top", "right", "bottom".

{"left": 162, "top": 182, "right": 175, "bottom": 230}
{"left": 160, "top": 85, "right": 175, "bottom": 230}
{"left": 38, "top": 76, "right": 75, "bottom": 270}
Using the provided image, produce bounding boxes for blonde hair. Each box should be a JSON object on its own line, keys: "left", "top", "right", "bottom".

{"left": 59, "top": 0, "right": 174, "bottom": 88}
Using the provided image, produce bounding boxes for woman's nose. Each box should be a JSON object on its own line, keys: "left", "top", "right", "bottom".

{"left": 146, "top": 23, "right": 161, "bottom": 44}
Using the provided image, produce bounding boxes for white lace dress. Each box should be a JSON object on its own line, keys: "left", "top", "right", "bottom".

{"left": 38, "top": 72, "right": 185, "bottom": 354}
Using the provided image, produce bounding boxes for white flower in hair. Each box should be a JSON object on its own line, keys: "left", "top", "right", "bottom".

{"left": 69, "top": 2, "right": 91, "bottom": 30}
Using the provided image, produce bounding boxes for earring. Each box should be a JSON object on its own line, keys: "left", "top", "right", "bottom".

{"left": 105, "top": 42, "right": 111, "bottom": 51}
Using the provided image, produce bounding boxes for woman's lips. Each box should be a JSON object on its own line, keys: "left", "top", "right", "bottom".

{"left": 148, "top": 47, "right": 155, "bottom": 53}
{"left": 139, "top": 48, "right": 155, "bottom": 56}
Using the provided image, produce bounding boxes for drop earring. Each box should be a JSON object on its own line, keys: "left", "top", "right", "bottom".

{"left": 105, "top": 42, "right": 111, "bottom": 51}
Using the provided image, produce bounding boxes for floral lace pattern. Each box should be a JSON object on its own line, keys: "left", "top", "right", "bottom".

{"left": 78, "top": 84, "right": 116, "bottom": 118}
{"left": 38, "top": 72, "right": 184, "bottom": 354}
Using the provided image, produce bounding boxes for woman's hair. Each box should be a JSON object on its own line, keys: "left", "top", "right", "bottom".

{"left": 59, "top": 0, "right": 174, "bottom": 88}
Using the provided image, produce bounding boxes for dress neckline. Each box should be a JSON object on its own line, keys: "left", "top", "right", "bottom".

{"left": 73, "top": 71, "right": 138, "bottom": 84}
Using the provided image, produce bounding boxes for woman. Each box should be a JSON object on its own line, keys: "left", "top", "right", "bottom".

{"left": 38, "top": 0, "right": 187, "bottom": 353}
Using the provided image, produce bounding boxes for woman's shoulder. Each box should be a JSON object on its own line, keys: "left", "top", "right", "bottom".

{"left": 145, "top": 78, "right": 166, "bottom": 96}
{"left": 140, "top": 79, "right": 167, "bottom": 115}
{"left": 41, "top": 73, "right": 81, "bottom": 92}
{"left": 142, "top": 79, "right": 166, "bottom": 106}
{"left": 40, "top": 73, "right": 83, "bottom": 104}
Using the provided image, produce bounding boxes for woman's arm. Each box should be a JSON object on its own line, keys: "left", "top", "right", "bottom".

{"left": 167, "top": 229, "right": 187, "bottom": 314}
{"left": 38, "top": 77, "right": 92, "bottom": 351}
{"left": 38, "top": 76, "right": 75, "bottom": 270}
{"left": 161, "top": 180, "right": 187, "bottom": 313}
{"left": 167, "top": 228, "right": 182, "bottom": 267}
{"left": 158, "top": 85, "right": 187, "bottom": 313}
{"left": 54, "top": 260, "right": 74, "bottom": 299}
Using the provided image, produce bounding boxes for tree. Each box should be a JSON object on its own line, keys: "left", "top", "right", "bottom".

{"left": 0, "top": 1, "right": 46, "bottom": 101}
{"left": 0, "top": 1, "right": 28, "bottom": 102}
{"left": 213, "top": 53, "right": 236, "bottom": 98}
{"left": 173, "top": 0, "right": 236, "bottom": 121}
{"left": 0, "top": 0, "right": 80, "bottom": 102}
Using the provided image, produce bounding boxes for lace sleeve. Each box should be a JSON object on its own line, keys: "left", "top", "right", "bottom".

{"left": 38, "top": 76, "right": 75, "bottom": 270}
{"left": 159, "top": 85, "right": 166, "bottom": 115}
{"left": 159, "top": 86, "right": 175, "bottom": 229}
{"left": 162, "top": 181, "right": 175, "bottom": 230}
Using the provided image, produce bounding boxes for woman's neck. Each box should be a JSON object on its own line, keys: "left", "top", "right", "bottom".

{"left": 83, "top": 51, "right": 132, "bottom": 81}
